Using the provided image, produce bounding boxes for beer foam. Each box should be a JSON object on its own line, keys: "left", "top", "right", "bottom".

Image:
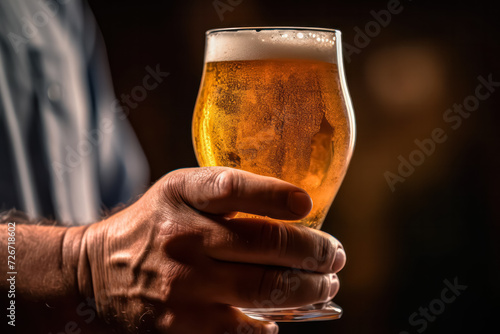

{"left": 205, "top": 29, "right": 338, "bottom": 64}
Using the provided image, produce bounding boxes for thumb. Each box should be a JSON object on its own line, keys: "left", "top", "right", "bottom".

{"left": 161, "top": 167, "right": 313, "bottom": 220}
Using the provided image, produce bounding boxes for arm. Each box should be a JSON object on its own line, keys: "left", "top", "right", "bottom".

{"left": 0, "top": 213, "right": 112, "bottom": 332}
{"left": 1, "top": 167, "right": 346, "bottom": 333}
{"left": 0, "top": 216, "right": 85, "bottom": 304}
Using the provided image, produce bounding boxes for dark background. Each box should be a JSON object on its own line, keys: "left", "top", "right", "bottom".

{"left": 87, "top": 0, "right": 500, "bottom": 333}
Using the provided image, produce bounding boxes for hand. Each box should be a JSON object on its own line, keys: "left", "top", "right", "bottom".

{"left": 79, "top": 167, "right": 346, "bottom": 333}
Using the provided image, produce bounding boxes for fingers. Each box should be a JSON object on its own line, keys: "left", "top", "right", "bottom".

{"left": 163, "top": 219, "right": 344, "bottom": 307}
{"left": 157, "top": 303, "right": 279, "bottom": 334}
{"left": 162, "top": 167, "right": 312, "bottom": 220}
{"left": 203, "top": 218, "right": 346, "bottom": 274}
{"left": 198, "top": 261, "right": 341, "bottom": 308}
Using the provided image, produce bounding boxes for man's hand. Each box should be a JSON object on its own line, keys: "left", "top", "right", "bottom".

{"left": 79, "top": 167, "right": 346, "bottom": 333}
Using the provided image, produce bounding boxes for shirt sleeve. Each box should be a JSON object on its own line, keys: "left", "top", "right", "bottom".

{"left": 0, "top": 0, "right": 149, "bottom": 224}
{"left": 82, "top": 3, "right": 150, "bottom": 209}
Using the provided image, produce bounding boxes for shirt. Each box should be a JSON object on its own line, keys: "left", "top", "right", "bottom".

{"left": 0, "top": 0, "right": 149, "bottom": 224}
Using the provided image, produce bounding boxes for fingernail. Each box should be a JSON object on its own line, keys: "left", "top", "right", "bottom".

{"left": 288, "top": 191, "right": 313, "bottom": 216}
{"left": 332, "top": 247, "right": 346, "bottom": 273}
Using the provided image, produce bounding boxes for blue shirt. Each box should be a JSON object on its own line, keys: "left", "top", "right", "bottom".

{"left": 0, "top": 0, "right": 149, "bottom": 224}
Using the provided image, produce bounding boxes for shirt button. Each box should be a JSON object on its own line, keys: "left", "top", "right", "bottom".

{"left": 47, "top": 83, "right": 62, "bottom": 101}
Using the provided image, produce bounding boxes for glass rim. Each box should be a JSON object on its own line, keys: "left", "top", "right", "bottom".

{"left": 206, "top": 26, "right": 340, "bottom": 35}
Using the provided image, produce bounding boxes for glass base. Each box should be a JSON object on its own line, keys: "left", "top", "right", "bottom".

{"left": 240, "top": 301, "right": 342, "bottom": 322}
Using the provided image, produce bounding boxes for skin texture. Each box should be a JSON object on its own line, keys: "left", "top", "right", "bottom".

{"left": 0, "top": 167, "right": 346, "bottom": 333}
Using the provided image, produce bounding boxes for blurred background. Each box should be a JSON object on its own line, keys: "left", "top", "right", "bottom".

{"left": 87, "top": 0, "right": 499, "bottom": 333}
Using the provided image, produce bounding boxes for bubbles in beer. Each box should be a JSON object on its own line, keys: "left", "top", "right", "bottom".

{"left": 193, "top": 59, "right": 352, "bottom": 228}
{"left": 193, "top": 28, "right": 354, "bottom": 229}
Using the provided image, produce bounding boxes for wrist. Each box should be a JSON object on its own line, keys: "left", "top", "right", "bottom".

{"left": 62, "top": 224, "right": 93, "bottom": 301}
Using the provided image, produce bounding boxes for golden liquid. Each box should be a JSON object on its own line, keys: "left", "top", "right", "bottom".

{"left": 192, "top": 59, "right": 352, "bottom": 228}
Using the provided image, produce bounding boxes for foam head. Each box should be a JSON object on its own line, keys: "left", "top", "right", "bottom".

{"left": 205, "top": 28, "right": 339, "bottom": 64}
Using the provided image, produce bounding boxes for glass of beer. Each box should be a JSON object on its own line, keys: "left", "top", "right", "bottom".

{"left": 192, "top": 27, "right": 356, "bottom": 321}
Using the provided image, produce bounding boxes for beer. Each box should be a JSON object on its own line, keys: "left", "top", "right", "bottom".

{"left": 192, "top": 29, "right": 355, "bottom": 229}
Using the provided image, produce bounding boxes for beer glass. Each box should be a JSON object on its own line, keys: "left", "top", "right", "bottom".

{"left": 192, "top": 27, "right": 355, "bottom": 322}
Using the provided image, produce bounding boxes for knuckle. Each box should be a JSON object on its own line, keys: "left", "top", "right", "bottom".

{"left": 313, "top": 233, "right": 336, "bottom": 271}
{"left": 259, "top": 222, "right": 291, "bottom": 257}
{"left": 315, "top": 274, "right": 332, "bottom": 302}
{"left": 211, "top": 168, "right": 240, "bottom": 199}
{"left": 256, "top": 268, "right": 293, "bottom": 302}
{"left": 158, "top": 167, "right": 242, "bottom": 207}
{"left": 160, "top": 170, "right": 186, "bottom": 206}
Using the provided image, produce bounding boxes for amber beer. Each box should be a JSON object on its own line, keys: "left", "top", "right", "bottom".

{"left": 192, "top": 29, "right": 354, "bottom": 229}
